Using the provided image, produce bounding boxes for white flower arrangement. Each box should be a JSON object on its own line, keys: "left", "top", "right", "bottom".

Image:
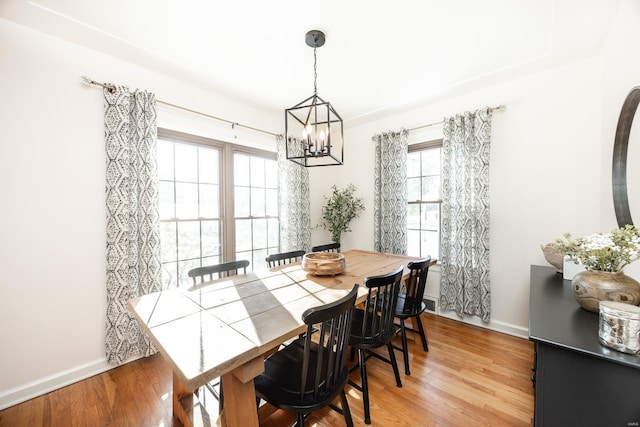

{"left": 553, "top": 225, "right": 640, "bottom": 272}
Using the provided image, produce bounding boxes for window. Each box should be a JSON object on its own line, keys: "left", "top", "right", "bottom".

{"left": 233, "top": 153, "right": 280, "bottom": 269}
{"left": 407, "top": 140, "right": 442, "bottom": 260}
{"left": 157, "top": 129, "right": 278, "bottom": 287}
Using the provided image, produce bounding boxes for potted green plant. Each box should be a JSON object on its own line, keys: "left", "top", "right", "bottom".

{"left": 319, "top": 184, "right": 365, "bottom": 244}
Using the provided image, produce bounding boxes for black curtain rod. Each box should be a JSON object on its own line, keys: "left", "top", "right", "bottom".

{"left": 80, "top": 76, "right": 278, "bottom": 137}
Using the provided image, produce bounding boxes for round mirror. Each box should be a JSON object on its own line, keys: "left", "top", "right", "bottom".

{"left": 612, "top": 87, "right": 640, "bottom": 227}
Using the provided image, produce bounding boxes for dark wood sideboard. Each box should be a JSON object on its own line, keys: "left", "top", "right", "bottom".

{"left": 529, "top": 265, "right": 640, "bottom": 426}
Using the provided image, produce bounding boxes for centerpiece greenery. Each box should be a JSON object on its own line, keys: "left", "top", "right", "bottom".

{"left": 553, "top": 224, "right": 640, "bottom": 272}
{"left": 319, "top": 184, "right": 365, "bottom": 244}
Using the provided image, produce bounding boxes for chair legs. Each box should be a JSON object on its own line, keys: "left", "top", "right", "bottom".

{"left": 339, "top": 389, "right": 354, "bottom": 427}
{"left": 349, "top": 346, "right": 402, "bottom": 425}
{"left": 358, "top": 349, "right": 371, "bottom": 424}
{"left": 397, "top": 314, "right": 429, "bottom": 375}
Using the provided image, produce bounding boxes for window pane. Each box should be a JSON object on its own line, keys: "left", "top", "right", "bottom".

{"left": 235, "top": 187, "right": 250, "bottom": 217}
{"left": 422, "top": 203, "right": 440, "bottom": 231}
{"left": 175, "top": 144, "right": 198, "bottom": 182}
{"left": 252, "top": 248, "right": 269, "bottom": 269}
{"left": 408, "top": 177, "right": 421, "bottom": 201}
{"left": 407, "top": 204, "right": 420, "bottom": 230}
{"left": 161, "top": 262, "right": 177, "bottom": 290}
{"left": 198, "top": 147, "right": 219, "bottom": 184}
{"left": 201, "top": 220, "right": 220, "bottom": 257}
{"left": 176, "top": 182, "right": 198, "bottom": 219}
{"left": 252, "top": 219, "right": 267, "bottom": 249}
{"left": 236, "top": 251, "right": 252, "bottom": 268}
{"left": 178, "top": 259, "right": 200, "bottom": 287}
{"left": 199, "top": 184, "right": 219, "bottom": 218}
{"left": 421, "top": 230, "right": 440, "bottom": 259}
{"left": 265, "top": 161, "right": 278, "bottom": 188}
{"left": 158, "top": 140, "right": 174, "bottom": 180}
{"left": 265, "top": 189, "right": 278, "bottom": 216}
{"left": 407, "top": 230, "right": 420, "bottom": 257}
{"left": 268, "top": 218, "right": 279, "bottom": 247}
{"left": 160, "top": 222, "right": 177, "bottom": 261}
{"left": 250, "top": 157, "right": 265, "bottom": 187}
{"left": 421, "top": 176, "right": 441, "bottom": 201}
{"left": 234, "top": 154, "right": 250, "bottom": 186}
{"left": 235, "top": 219, "right": 252, "bottom": 251}
{"left": 159, "top": 181, "right": 175, "bottom": 219}
{"left": 251, "top": 188, "right": 266, "bottom": 216}
{"left": 407, "top": 152, "right": 421, "bottom": 177}
{"left": 422, "top": 148, "right": 441, "bottom": 175}
{"left": 177, "top": 221, "right": 200, "bottom": 260}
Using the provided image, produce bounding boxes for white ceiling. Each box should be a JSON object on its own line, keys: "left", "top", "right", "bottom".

{"left": 1, "top": 0, "right": 622, "bottom": 126}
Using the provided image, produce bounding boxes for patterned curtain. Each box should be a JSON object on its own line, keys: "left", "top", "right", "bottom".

{"left": 373, "top": 129, "right": 408, "bottom": 254}
{"left": 440, "top": 108, "right": 492, "bottom": 322}
{"left": 277, "top": 135, "right": 311, "bottom": 252}
{"left": 104, "top": 86, "right": 162, "bottom": 365}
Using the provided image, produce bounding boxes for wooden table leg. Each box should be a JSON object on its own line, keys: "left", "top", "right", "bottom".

{"left": 173, "top": 373, "right": 195, "bottom": 427}
{"left": 173, "top": 373, "right": 213, "bottom": 427}
{"left": 220, "top": 357, "right": 264, "bottom": 427}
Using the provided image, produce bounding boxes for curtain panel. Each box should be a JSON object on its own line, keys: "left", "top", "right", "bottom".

{"left": 104, "top": 86, "right": 162, "bottom": 365}
{"left": 440, "top": 108, "right": 492, "bottom": 322}
{"left": 373, "top": 129, "right": 408, "bottom": 255}
{"left": 277, "top": 135, "right": 311, "bottom": 252}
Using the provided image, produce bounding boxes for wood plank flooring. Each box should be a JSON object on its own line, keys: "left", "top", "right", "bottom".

{"left": 0, "top": 313, "right": 534, "bottom": 426}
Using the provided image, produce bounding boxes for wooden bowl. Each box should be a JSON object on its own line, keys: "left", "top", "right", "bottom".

{"left": 302, "top": 252, "right": 346, "bottom": 276}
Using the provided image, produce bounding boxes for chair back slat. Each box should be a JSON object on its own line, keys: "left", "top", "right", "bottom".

{"left": 265, "top": 250, "right": 305, "bottom": 268}
{"left": 188, "top": 260, "right": 250, "bottom": 284}
{"left": 398, "top": 257, "right": 431, "bottom": 315}
{"left": 355, "top": 265, "right": 404, "bottom": 345}
{"left": 301, "top": 285, "right": 358, "bottom": 402}
{"left": 311, "top": 243, "right": 341, "bottom": 253}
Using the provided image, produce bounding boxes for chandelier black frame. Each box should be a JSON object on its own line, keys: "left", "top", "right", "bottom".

{"left": 285, "top": 30, "right": 344, "bottom": 167}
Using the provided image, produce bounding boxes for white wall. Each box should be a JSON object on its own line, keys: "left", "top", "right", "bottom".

{"left": 0, "top": 18, "right": 278, "bottom": 409}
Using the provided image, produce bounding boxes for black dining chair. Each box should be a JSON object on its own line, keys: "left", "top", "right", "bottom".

{"left": 254, "top": 285, "right": 358, "bottom": 427}
{"left": 311, "top": 243, "right": 341, "bottom": 253}
{"left": 188, "top": 259, "right": 250, "bottom": 285}
{"left": 393, "top": 257, "right": 432, "bottom": 375}
{"left": 265, "top": 250, "right": 306, "bottom": 268}
{"left": 348, "top": 265, "right": 404, "bottom": 425}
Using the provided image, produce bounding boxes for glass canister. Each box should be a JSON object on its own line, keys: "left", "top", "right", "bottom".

{"left": 598, "top": 300, "right": 640, "bottom": 355}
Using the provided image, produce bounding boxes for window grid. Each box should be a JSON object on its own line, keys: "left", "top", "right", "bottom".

{"left": 157, "top": 129, "right": 278, "bottom": 288}
{"left": 407, "top": 141, "right": 442, "bottom": 260}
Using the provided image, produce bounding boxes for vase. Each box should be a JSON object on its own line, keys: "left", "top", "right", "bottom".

{"left": 571, "top": 270, "right": 640, "bottom": 312}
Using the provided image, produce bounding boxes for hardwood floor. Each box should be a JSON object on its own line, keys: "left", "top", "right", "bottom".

{"left": 0, "top": 313, "right": 534, "bottom": 426}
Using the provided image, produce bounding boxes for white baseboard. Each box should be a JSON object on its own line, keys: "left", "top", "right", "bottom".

{"left": 437, "top": 310, "right": 529, "bottom": 339}
{"left": 0, "top": 357, "right": 133, "bottom": 410}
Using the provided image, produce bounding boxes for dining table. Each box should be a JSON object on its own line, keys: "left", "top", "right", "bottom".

{"left": 128, "top": 249, "right": 428, "bottom": 427}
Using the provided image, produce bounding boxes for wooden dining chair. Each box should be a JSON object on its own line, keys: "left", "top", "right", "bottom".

{"left": 311, "top": 243, "right": 341, "bottom": 253}
{"left": 348, "top": 265, "right": 404, "bottom": 425}
{"left": 393, "top": 257, "right": 432, "bottom": 375}
{"left": 265, "top": 250, "right": 305, "bottom": 268}
{"left": 254, "top": 285, "right": 358, "bottom": 427}
{"left": 187, "top": 259, "right": 250, "bottom": 284}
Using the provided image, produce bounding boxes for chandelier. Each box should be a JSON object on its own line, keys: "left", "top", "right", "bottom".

{"left": 285, "top": 30, "right": 344, "bottom": 167}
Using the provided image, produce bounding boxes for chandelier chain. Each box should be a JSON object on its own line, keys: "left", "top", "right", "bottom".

{"left": 313, "top": 46, "right": 318, "bottom": 95}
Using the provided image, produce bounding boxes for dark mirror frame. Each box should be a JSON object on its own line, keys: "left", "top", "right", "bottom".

{"left": 613, "top": 86, "right": 640, "bottom": 227}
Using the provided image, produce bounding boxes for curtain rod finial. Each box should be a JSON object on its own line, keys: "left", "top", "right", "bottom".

{"left": 80, "top": 76, "right": 92, "bottom": 86}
